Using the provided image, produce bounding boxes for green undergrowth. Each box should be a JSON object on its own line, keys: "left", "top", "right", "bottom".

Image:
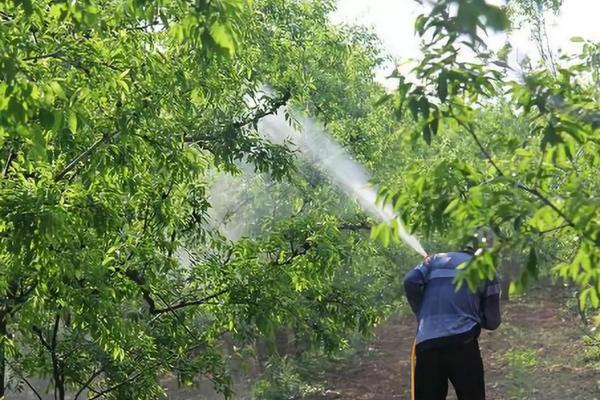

{"left": 250, "top": 333, "right": 375, "bottom": 399}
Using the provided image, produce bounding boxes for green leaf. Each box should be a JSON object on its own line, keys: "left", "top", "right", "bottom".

{"left": 408, "top": 98, "right": 419, "bottom": 121}
{"left": 422, "top": 124, "right": 432, "bottom": 145}
{"left": 430, "top": 118, "right": 439, "bottom": 136}
{"left": 509, "top": 279, "right": 525, "bottom": 296}
{"left": 444, "top": 198, "right": 460, "bottom": 214}
{"left": 374, "top": 94, "right": 392, "bottom": 107}
{"left": 7, "top": 97, "right": 25, "bottom": 122}
{"left": 49, "top": 81, "right": 66, "bottom": 99}
{"left": 437, "top": 72, "right": 448, "bottom": 102}
{"left": 590, "top": 289, "right": 600, "bottom": 308}
{"left": 579, "top": 288, "right": 590, "bottom": 310}
{"left": 414, "top": 15, "right": 427, "bottom": 35}
{"left": 210, "top": 22, "right": 237, "bottom": 57}
{"left": 16, "top": 0, "right": 33, "bottom": 15}
{"left": 50, "top": 111, "right": 63, "bottom": 133}
{"left": 483, "top": 5, "right": 509, "bottom": 32}
{"left": 38, "top": 108, "right": 55, "bottom": 129}
{"left": 370, "top": 223, "right": 384, "bottom": 241}
{"left": 68, "top": 112, "right": 77, "bottom": 133}
{"left": 380, "top": 225, "right": 390, "bottom": 247}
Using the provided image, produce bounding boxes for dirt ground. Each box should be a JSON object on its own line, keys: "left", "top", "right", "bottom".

{"left": 307, "top": 293, "right": 600, "bottom": 400}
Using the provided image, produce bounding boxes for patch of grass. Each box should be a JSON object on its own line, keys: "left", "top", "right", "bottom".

{"left": 504, "top": 347, "right": 539, "bottom": 400}
{"left": 251, "top": 356, "right": 326, "bottom": 400}
{"left": 582, "top": 334, "right": 600, "bottom": 368}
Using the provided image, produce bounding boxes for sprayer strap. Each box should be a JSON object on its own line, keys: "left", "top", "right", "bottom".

{"left": 428, "top": 269, "right": 458, "bottom": 280}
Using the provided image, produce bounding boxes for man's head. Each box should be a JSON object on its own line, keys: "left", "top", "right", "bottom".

{"left": 463, "top": 227, "right": 495, "bottom": 254}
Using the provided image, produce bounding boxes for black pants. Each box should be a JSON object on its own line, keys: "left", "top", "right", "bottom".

{"left": 415, "top": 338, "right": 485, "bottom": 400}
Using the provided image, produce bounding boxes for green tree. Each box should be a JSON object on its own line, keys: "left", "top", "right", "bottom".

{"left": 376, "top": 0, "right": 599, "bottom": 308}
{"left": 508, "top": 0, "right": 563, "bottom": 72}
{"left": 0, "top": 0, "right": 417, "bottom": 398}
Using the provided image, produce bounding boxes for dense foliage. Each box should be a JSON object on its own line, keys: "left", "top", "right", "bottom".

{"left": 0, "top": 0, "right": 414, "bottom": 398}
{"left": 0, "top": 0, "right": 598, "bottom": 399}
{"left": 374, "top": 0, "right": 599, "bottom": 301}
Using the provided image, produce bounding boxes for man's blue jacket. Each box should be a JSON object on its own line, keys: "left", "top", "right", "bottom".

{"left": 403, "top": 251, "right": 501, "bottom": 350}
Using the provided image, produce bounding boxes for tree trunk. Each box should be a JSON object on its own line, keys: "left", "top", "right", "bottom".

{"left": 274, "top": 328, "right": 289, "bottom": 356}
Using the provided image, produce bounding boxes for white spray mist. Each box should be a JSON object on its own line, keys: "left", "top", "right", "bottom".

{"left": 257, "top": 106, "right": 428, "bottom": 257}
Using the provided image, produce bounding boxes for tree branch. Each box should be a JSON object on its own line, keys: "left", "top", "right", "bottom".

{"left": 1, "top": 281, "right": 38, "bottom": 318}
{"left": 5, "top": 359, "right": 42, "bottom": 400}
{"left": 74, "top": 368, "right": 104, "bottom": 400}
{"left": 51, "top": 314, "right": 60, "bottom": 352}
{"left": 23, "top": 51, "right": 92, "bottom": 76}
{"left": 124, "top": 270, "right": 158, "bottom": 314}
{"left": 54, "top": 132, "right": 113, "bottom": 182}
{"left": 32, "top": 327, "right": 52, "bottom": 353}
{"left": 537, "top": 223, "right": 571, "bottom": 235}
{"left": 2, "top": 151, "right": 14, "bottom": 178}
{"left": 183, "top": 90, "right": 291, "bottom": 144}
{"left": 21, "top": 375, "right": 43, "bottom": 400}
{"left": 87, "top": 370, "right": 144, "bottom": 400}
{"left": 234, "top": 91, "right": 291, "bottom": 129}
{"left": 453, "top": 115, "right": 505, "bottom": 177}
{"left": 13, "top": 283, "right": 37, "bottom": 306}
{"left": 515, "top": 183, "right": 577, "bottom": 230}
{"left": 34, "top": 315, "right": 64, "bottom": 400}
{"left": 51, "top": 314, "right": 64, "bottom": 400}
{"left": 274, "top": 241, "right": 312, "bottom": 266}
{"left": 338, "top": 222, "right": 372, "bottom": 231}
{"left": 153, "top": 288, "right": 229, "bottom": 314}
{"left": 22, "top": 51, "right": 63, "bottom": 62}
{"left": 124, "top": 20, "right": 161, "bottom": 32}
{"left": 0, "top": 11, "right": 14, "bottom": 22}
{"left": 148, "top": 241, "right": 311, "bottom": 316}
{"left": 451, "top": 109, "right": 583, "bottom": 236}
{"left": 154, "top": 293, "right": 195, "bottom": 337}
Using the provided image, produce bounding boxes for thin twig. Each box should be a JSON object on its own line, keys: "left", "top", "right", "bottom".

{"left": 338, "top": 222, "right": 372, "bottom": 231}
{"left": 515, "top": 183, "right": 577, "bottom": 230}
{"left": 452, "top": 109, "right": 582, "bottom": 236}
{"left": 153, "top": 288, "right": 229, "bottom": 314}
{"left": 54, "top": 133, "right": 112, "bottom": 181}
{"left": 21, "top": 376, "right": 43, "bottom": 400}
{"left": 154, "top": 293, "right": 195, "bottom": 337}
{"left": 2, "top": 151, "right": 14, "bottom": 178}
{"left": 23, "top": 51, "right": 92, "bottom": 76}
{"left": 537, "top": 223, "right": 571, "bottom": 235}
{"left": 124, "top": 20, "right": 161, "bottom": 32}
{"left": 453, "top": 115, "right": 504, "bottom": 177}
{"left": 87, "top": 370, "right": 144, "bottom": 400}
{"left": 183, "top": 90, "right": 291, "bottom": 144}
{"left": 74, "top": 369, "right": 104, "bottom": 400}
{"left": 5, "top": 360, "right": 42, "bottom": 400}
{"left": 22, "top": 51, "right": 63, "bottom": 62}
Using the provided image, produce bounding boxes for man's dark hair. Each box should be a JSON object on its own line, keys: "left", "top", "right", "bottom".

{"left": 461, "top": 227, "right": 494, "bottom": 254}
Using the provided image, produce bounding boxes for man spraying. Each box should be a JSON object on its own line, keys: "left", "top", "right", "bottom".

{"left": 403, "top": 229, "right": 501, "bottom": 400}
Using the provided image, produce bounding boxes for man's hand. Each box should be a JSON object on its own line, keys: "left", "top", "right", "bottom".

{"left": 423, "top": 255, "right": 433, "bottom": 265}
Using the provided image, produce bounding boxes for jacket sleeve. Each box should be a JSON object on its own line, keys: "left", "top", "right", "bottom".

{"left": 480, "top": 277, "right": 502, "bottom": 330}
{"left": 403, "top": 262, "right": 429, "bottom": 316}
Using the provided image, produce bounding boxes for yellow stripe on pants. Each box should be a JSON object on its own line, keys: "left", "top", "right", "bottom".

{"left": 410, "top": 340, "right": 416, "bottom": 400}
